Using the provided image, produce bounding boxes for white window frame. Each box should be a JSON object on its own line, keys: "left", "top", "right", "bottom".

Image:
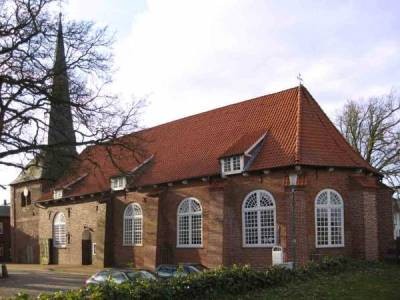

{"left": 53, "top": 212, "right": 67, "bottom": 248}
{"left": 394, "top": 212, "right": 400, "bottom": 239}
{"left": 123, "top": 203, "right": 143, "bottom": 246}
{"left": 111, "top": 176, "right": 127, "bottom": 191}
{"left": 177, "top": 197, "right": 203, "bottom": 248}
{"left": 92, "top": 242, "right": 97, "bottom": 256}
{"left": 315, "top": 189, "right": 345, "bottom": 248}
{"left": 0, "top": 222, "right": 3, "bottom": 234}
{"left": 242, "top": 189, "right": 276, "bottom": 248}
{"left": 220, "top": 155, "right": 244, "bottom": 176}
{"left": 53, "top": 189, "right": 63, "bottom": 199}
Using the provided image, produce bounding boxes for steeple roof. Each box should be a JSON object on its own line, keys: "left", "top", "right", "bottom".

{"left": 46, "top": 13, "right": 76, "bottom": 149}
{"left": 13, "top": 15, "right": 76, "bottom": 184}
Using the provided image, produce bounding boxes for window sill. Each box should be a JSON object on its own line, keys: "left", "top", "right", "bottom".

{"left": 222, "top": 170, "right": 243, "bottom": 176}
{"left": 53, "top": 245, "right": 67, "bottom": 249}
{"left": 176, "top": 245, "right": 203, "bottom": 249}
{"left": 242, "top": 244, "right": 275, "bottom": 248}
{"left": 122, "top": 244, "right": 143, "bottom": 247}
{"left": 111, "top": 187, "right": 126, "bottom": 191}
{"left": 316, "top": 245, "right": 345, "bottom": 249}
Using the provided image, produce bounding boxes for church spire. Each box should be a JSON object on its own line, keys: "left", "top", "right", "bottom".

{"left": 42, "top": 14, "right": 77, "bottom": 180}
{"left": 12, "top": 14, "right": 76, "bottom": 184}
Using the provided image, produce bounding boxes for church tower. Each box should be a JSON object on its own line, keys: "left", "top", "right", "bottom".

{"left": 42, "top": 14, "right": 77, "bottom": 180}
{"left": 10, "top": 15, "right": 76, "bottom": 263}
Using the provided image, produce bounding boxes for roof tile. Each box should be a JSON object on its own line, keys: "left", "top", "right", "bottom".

{"left": 41, "top": 86, "right": 375, "bottom": 200}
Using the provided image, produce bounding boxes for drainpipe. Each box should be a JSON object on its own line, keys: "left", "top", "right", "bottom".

{"left": 288, "top": 173, "right": 298, "bottom": 269}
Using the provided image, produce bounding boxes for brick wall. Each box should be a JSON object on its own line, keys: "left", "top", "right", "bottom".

{"left": 110, "top": 183, "right": 226, "bottom": 270}
{"left": 362, "top": 190, "right": 379, "bottom": 260}
{"left": 223, "top": 173, "right": 287, "bottom": 268}
{"left": 111, "top": 191, "right": 159, "bottom": 269}
{"left": 38, "top": 199, "right": 106, "bottom": 266}
{"left": 109, "top": 167, "right": 391, "bottom": 269}
{"left": 0, "top": 215, "right": 11, "bottom": 261}
{"left": 376, "top": 186, "right": 394, "bottom": 258}
{"left": 9, "top": 166, "right": 393, "bottom": 268}
{"left": 300, "top": 168, "right": 352, "bottom": 259}
{"left": 348, "top": 187, "right": 365, "bottom": 258}
{"left": 222, "top": 168, "right": 353, "bottom": 268}
{"left": 10, "top": 182, "right": 42, "bottom": 263}
{"left": 161, "top": 184, "right": 225, "bottom": 268}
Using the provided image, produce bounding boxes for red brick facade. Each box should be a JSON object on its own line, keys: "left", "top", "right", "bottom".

{"left": 10, "top": 166, "right": 393, "bottom": 269}
{"left": 0, "top": 213, "right": 11, "bottom": 262}
{"left": 10, "top": 182, "right": 42, "bottom": 263}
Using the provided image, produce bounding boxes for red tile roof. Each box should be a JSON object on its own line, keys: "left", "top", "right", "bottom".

{"left": 221, "top": 130, "right": 267, "bottom": 158}
{"left": 41, "top": 85, "right": 375, "bottom": 200}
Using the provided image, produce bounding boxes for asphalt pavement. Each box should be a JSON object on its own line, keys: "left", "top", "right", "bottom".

{"left": 0, "top": 269, "right": 88, "bottom": 298}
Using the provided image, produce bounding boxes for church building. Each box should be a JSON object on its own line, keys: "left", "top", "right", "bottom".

{"left": 9, "top": 18, "right": 394, "bottom": 269}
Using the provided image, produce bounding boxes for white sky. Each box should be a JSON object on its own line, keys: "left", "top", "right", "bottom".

{"left": 1, "top": 0, "right": 400, "bottom": 203}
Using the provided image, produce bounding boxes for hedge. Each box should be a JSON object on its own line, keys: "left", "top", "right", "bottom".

{"left": 14, "top": 256, "right": 354, "bottom": 300}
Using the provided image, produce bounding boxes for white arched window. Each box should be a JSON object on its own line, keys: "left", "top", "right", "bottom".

{"left": 242, "top": 190, "right": 276, "bottom": 247}
{"left": 315, "top": 189, "right": 344, "bottom": 247}
{"left": 53, "top": 212, "right": 67, "bottom": 248}
{"left": 123, "top": 203, "right": 143, "bottom": 246}
{"left": 177, "top": 198, "right": 203, "bottom": 247}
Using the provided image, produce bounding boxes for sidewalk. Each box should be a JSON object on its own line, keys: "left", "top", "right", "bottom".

{"left": 5, "top": 263, "right": 101, "bottom": 276}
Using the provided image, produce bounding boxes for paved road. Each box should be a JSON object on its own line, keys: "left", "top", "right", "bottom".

{"left": 0, "top": 270, "right": 87, "bottom": 298}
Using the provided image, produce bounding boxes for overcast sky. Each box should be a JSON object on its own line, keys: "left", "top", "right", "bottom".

{"left": 1, "top": 0, "right": 399, "bottom": 203}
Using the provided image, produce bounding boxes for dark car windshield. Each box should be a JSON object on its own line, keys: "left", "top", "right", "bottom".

{"left": 184, "top": 266, "right": 199, "bottom": 273}
{"left": 125, "top": 271, "right": 140, "bottom": 280}
{"left": 110, "top": 271, "right": 127, "bottom": 284}
{"left": 93, "top": 271, "right": 110, "bottom": 282}
{"left": 157, "top": 266, "right": 177, "bottom": 276}
{"left": 138, "top": 270, "right": 156, "bottom": 280}
{"left": 125, "top": 270, "right": 155, "bottom": 281}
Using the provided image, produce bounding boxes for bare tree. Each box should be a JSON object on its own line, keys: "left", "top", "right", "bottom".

{"left": 0, "top": 0, "right": 143, "bottom": 186}
{"left": 336, "top": 90, "right": 400, "bottom": 187}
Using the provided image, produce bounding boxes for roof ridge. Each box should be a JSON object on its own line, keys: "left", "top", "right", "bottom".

{"left": 295, "top": 85, "right": 303, "bottom": 164}
{"left": 85, "top": 86, "right": 300, "bottom": 150}
{"left": 134, "top": 86, "right": 299, "bottom": 135}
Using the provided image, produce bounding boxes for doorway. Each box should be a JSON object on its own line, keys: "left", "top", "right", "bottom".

{"left": 82, "top": 229, "right": 92, "bottom": 265}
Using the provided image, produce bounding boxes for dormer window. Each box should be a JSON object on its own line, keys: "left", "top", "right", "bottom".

{"left": 53, "top": 189, "right": 63, "bottom": 199}
{"left": 221, "top": 155, "right": 244, "bottom": 175}
{"left": 111, "top": 176, "right": 126, "bottom": 191}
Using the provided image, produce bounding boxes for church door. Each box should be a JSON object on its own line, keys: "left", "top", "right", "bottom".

{"left": 82, "top": 229, "right": 92, "bottom": 265}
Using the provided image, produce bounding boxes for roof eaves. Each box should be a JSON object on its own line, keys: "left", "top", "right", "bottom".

{"left": 36, "top": 189, "right": 110, "bottom": 205}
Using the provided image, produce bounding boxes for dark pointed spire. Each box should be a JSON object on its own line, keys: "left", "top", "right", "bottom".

{"left": 42, "top": 14, "right": 77, "bottom": 180}
{"left": 53, "top": 13, "right": 67, "bottom": 80}
{"left": 12, "top": 14, "right": 77, "bottom": 184}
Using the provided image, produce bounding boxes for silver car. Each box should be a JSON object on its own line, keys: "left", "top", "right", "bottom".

{"left": 85, "top": 268, "right": 156, "bottom": 286}
{"left": 155, "top": 263, "right": 208, "bottom": 279}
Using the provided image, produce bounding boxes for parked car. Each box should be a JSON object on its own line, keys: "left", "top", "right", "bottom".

{"left": 85, "top": 268, "right": 157, "bottom": 286}
{"left": 155, "top": 263, "right": 208, "bottom": 279}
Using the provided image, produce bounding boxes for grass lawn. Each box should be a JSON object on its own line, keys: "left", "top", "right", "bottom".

{"left": 220, "top": 262, "right": 400, "bottom": 300}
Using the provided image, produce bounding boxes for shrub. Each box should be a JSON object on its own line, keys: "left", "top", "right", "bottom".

{"left": 13, "top": 256, "right": 354, "bottom": 300}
